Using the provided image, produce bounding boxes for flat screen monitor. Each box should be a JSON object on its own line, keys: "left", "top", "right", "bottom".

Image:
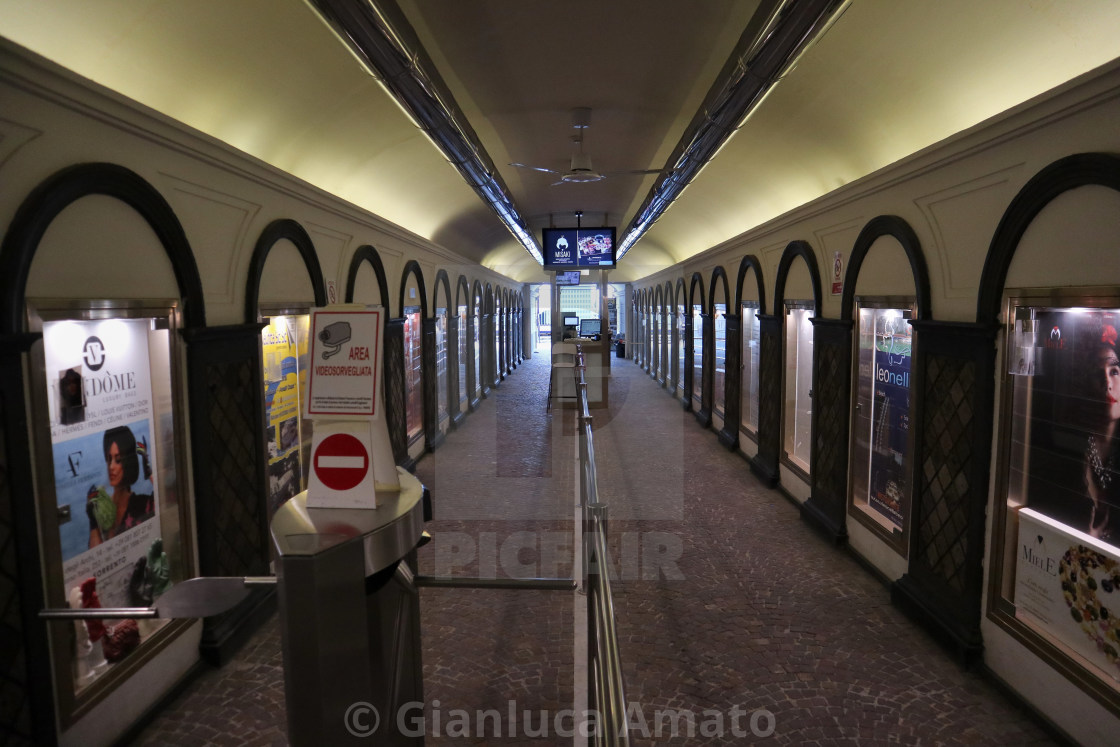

{"left": 579, "top": 318, "right": 601, "bottom": 337}
{"left": 542, "top": 227, "right": 616, "bottom": 269}
{"left": 563, "top": 315, "right": 579, "bottom": 327}
{"left": 555, "top": 270, "right": 581, "bottom": 286}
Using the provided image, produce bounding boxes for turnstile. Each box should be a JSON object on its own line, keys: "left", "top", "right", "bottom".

{"left": 270, "top": 467, "right": 427, "bottom": 745}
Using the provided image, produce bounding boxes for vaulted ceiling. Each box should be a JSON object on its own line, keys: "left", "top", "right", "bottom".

{"left": 3, "top": 0, "right": 1120, "bottom": 284}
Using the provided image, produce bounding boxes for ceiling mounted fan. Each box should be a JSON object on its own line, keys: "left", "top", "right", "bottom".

{"left": 509, "top": 108, "right": 665, "bottom": 186}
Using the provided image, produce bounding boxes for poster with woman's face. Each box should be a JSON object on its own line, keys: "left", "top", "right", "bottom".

{"left": 42, "top": 319, "right": 162, "bottom": 608}
{"left": 1020, "top": 307, "right": 1120, "bottom": 549}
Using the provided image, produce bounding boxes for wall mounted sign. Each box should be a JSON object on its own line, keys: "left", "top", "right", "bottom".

{"left": 306, "top": 307, "right": 382, "bottom": 418}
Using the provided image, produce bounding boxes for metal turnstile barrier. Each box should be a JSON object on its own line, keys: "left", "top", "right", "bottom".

{"left": 270, "top": 467, "right": 428, "bottom": 745}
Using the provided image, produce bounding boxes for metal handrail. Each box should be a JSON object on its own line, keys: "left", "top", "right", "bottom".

{"left": 574, "top": 346, "right": 631, "bottom": 746}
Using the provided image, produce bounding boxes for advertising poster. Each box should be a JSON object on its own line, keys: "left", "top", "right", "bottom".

{"left": 1015, "top": 508, "right": 1120, "bottom": 682}
{"left": 262, "top": 315, "right": 309, "bottom": 514}
{"left": 577, "top": 231, "right": 614, "bottom": 266}
{"left": 1019, "top": 308, "right": 1119, "bottom": 545}
{"left": 868, "top": 313, "right": 911, "bottom": 528}
{"left": 44, "top": 319, "right": 162, "bottom": 608}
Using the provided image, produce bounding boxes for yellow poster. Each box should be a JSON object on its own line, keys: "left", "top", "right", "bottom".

{"left": 262, "top": 315, "right": 309, "bottom": 513}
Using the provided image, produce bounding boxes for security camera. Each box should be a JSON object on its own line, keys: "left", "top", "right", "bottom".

{"left": 319, "top": 321, "right": 351, "bottom": 359}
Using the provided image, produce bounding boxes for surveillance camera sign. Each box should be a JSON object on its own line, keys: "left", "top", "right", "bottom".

{"left": 306, "top": 308, "right": 383, "bottom": 417}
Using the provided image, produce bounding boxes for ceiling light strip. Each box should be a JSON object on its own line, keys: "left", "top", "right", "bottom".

{"left": 617, "top": 0, "right": 851, "bottom": 259}
{"left": 306, "top": 0, "right": 543, "bottom": 263}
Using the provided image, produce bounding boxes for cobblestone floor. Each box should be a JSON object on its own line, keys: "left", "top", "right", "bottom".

{"left": 130, "top": 348, "right": 1060, "bottom": 746}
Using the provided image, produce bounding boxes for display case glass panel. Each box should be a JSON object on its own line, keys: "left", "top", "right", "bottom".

{"left": 29, "top": 299, "right": 193, "bottom": 722}
{"left": 692, "top": 304, "right": 703, "bottom": 403}
{"left": 677, "top": 305, "right": 685, "bottom": 395}
{"left": 458, "top": 304, "right": 468, "bottom": 406}
{"left": 741, "top": 302, "right": 761, "bottom": 435}
{"left": 849, "top": 301, "right": 914, "bottom": 548}
{"left": 260, "top": 311, "right": 311, "bottom": 515}
{"left": 404, "top": 305, "right": 424, "bottom": 442}
{"left": 655, "top": 305, "right": 663, "bottom": 378}
{"left": 472, "top": 302, "right": 481, "bottom": 397}
{"left": 992, "top": 291, "right": 1120, "bottom": 701}
{"left": 714, "top": 303, "right": 727, "bottom": 417}
{"left": 783, "top": 303, "right": 814, "bottom": 472}
{"left": 435, "top": 307, "right": 448, "bottom": 425}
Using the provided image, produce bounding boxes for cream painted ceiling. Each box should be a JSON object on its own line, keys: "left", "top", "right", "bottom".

{"left": 3, "top": 0, "right": 1120, "bottom": 284}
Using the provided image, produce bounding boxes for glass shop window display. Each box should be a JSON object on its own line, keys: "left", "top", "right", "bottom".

{"left": 692, "top": 303, "right": 703, "bottom": 404}
{"left": 849, "top": 301, "right": 915, "bottom": 548}
{"left": 404, "top": 305, "right": 424, "bottom": 443}
{"left": 435, "top": 304, "right": 448, "bottom": 427}
{"left": 29, "top": 300, "right": 192, "bottom": 714}
{"left": 740, "top": 302, "right": 761, "bottom": 435}
{"left": 260, "top": 311, "right": 311, "bottom": 516}
{"left": 993, "top": 293, "right": 1120, "bottom": 693}
{"left": 783, "top": 301, "right": 814, "bottom": 472}
{"left": 714, "top": 303, "right": 727, "bottom": 416}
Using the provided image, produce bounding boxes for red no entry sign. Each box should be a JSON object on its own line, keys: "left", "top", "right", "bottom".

{"left": 313, "top": 433, "right": 369, "bottom": 491}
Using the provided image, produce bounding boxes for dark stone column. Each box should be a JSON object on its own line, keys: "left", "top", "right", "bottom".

{"left": 384, "top": 318, "right": 412, "bottom": 470}
{"left": 183, "top": 324, "right": 276, "bottom": 665}
{"left": 892, "top": 320, "right": 996, "bottom": 666}
{"left": 681, "top": 312, "right": 694, "bottom": 410}
{"left": 498, "top": 310, "right": 506, "bottom": 381}
{"left": 480, "top": 313, "right": 492, "bottom": 397}
{"left": 718, "top": 314, "right": 741, "bottom": 450}
{"left": 644, "top": 313, "right": 652, "bottom": 374}
{"left": 696, "top": 313, "right": 713, "bottom": 428}
{"left": 800, "top": 318, "right": 853, "bottom": 545}
{"left": 752, "top": 314, "right": 782, "bottom": 487}
{"left": 448, "top": 316, "right": 464, "bottom": 427}
{"left": 422, "top": 317, "right": 441, "bottom": 452}
{"left": 0, "top": 333, "right": 55, "bottom": 745}
{"left": 467, "top": 314, "right": 480, "bottom": 411}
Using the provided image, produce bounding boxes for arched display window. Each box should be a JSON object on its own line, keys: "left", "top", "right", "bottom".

{"left": 736, "top": 255, "right": 766, "bottom": 444}
{"left": 432, "top": 269, "right": 453, "bottom": 436}
{"left": 633, "top": 290, "right": 643, "bottom": 367}
{"left": 662, "top": 282, "right": 673, "bottom": 388}
{"left": 841, "top": 217, "right": 929, "bottom": 558}
{"left": 346, "top": 245, "right": 390, "bottom": 308}
{"left": 636, "top": 288, "right": 645, "bottom": 365}
{"left": 981, "top": 153, "right": 1120, "bottom": 710}
{"left": 710, "top": 266, "right": 730, "bottom": 422}
{"left": 455, "top": 275, "right": 470, "bottom": 418}
{"left": 483, "top": 284, "right": 495, "bottom": 392}
{"left": 675, "top": 278, "right": 687, "bottom": 398}
{"left": 399, "top": 261, "right": 427, "bottom": 451}
{"left": 0, "top": 163, "right": 205, "bottom": 729}
{"left": 689, "top": 273, "right": 706, "bottom": 414}
{"left": 471, "top": 280, "right": 483, "bottom": 405}
{"left": 653, "top": 285, "right": 664, "bottom": 382}
{"left": 247, "top": 219, "right": 326, "bottom": 518}
{"left": 773, "top": 242, "right": 822, "bottom": 479}
{"left": 494, "top": 288, "right": 503, "bottom": 384}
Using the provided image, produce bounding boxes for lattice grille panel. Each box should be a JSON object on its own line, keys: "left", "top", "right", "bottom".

{"left": 0, "top": 392, "right": 33, "bottom": 744}
{"left": 759, "top": 330, "right": 781, "bottom": 438}
{"left": 205, "top": 360, "right": 265, "bottom": 576}
{"left": 915, "top": 354, "right": 976, "bottom": 593}
{"left": 384, "top": 323, "right": 407, "bottom": 463}
{"left": 813, "top": 341, "right": 849, "bottom": 501}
